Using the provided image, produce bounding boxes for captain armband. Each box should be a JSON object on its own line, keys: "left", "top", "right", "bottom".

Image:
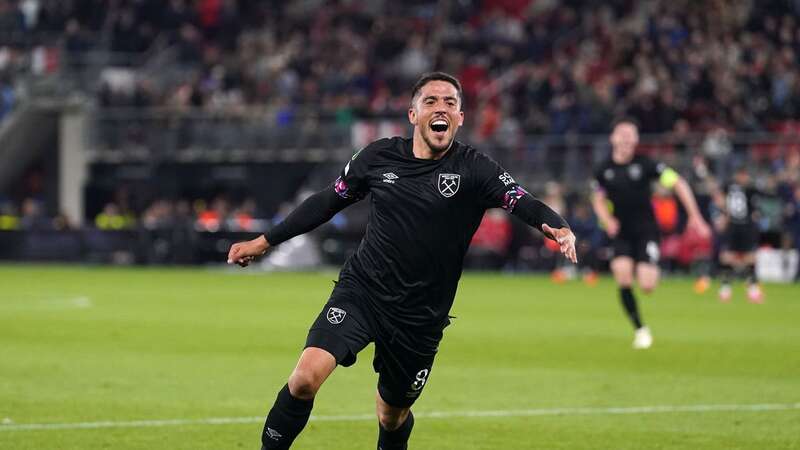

{"left": 659, "top": 167, "right": 679, "bottom": 189}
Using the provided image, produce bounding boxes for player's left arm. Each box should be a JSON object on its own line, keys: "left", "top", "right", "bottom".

{"left": 476, "top": 154, "right": 576, "bottom": 263}
{"left": 655, "top": 162, "right": 711, "bottom": 237}
{"left": 511, "top": 192, "right": 577, "bottom": 263}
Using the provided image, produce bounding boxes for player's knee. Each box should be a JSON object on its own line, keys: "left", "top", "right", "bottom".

{"left": 638, "top": 276, "right": 657, "bottom": 292}
{"left": 377, "top": 409, "right": 409, "bottom": 431}
{"left": 287, "top": 369, "right": 322, "bottom": 400}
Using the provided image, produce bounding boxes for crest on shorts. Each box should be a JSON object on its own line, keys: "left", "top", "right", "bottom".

{"left": 438, "top": 173, "right": 461, "bottom": 197}
{"left": 326, "top": 307, "right": 346, "bottom": 324}
{"left": 265, "top": 428, "right": 282, "bottom": 441}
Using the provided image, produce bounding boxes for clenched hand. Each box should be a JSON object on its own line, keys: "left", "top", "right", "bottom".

{"left": 227, "top": 235, "right": 269, "bottom": 267}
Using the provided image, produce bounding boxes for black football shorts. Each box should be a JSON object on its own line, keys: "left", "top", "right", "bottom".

{"left": 720, "top": 224, "right": 758, "bottom": 253}
{"left": 612, "top": 231, "right": 661, "bottom": 264}
{"left": 304, "top": 282, "right": 443, "bottom": 408}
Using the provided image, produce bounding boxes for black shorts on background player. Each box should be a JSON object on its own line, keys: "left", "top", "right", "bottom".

{"left": 721, "top": 224, "right": 758, "bottom": 253}
{"left": 612, "top": 230, "right": 660, "bottom": 264}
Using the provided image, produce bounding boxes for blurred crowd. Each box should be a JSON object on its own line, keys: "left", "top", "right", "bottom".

{"left": 2, "top": 0, "right": 800, "bottom": 272}
{"left": 0, "top": 0, "right": 800, "bottom": 135}
{"left": 0, "top": 193, "right": 266, "bottom": 232}
{"left": 3, "top": 152, "right": 800, "bottom": 275}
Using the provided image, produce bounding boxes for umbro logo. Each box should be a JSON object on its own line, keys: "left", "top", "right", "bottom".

{"left": 383, "top": 172, "right": 399, "bottom": 184}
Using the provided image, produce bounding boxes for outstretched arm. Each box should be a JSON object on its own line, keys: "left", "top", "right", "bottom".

{"left": 672, "top": 176, "right": 712, "bottom": 237}
{"left": 474, "top": 154, "right": 576, "bottom": 263}
{"left": 507, "top": 190, "right": 577, "bottom": 263}
{"left": 227, "top": 187, "right": 357, "bottom": 266}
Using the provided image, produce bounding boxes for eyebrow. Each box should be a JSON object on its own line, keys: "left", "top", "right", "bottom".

{"left": 423, "top": 95, "right": 458, "bottom": 102}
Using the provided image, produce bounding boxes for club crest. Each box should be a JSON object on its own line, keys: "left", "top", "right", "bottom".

{"left": 326, "top": 307, "right": 346, "bottom": 324}
{"left": 628, "top": 163, "right": 642, "bottom": 180}
{"left": 438, "top": 173, "right": 461, "bottom": 198}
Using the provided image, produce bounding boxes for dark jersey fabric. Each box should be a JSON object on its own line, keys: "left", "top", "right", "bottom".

{"left": 268, "top": 136, "right": 567, "bottom": 331}
{"left": 723, "top": 183, "right": 757, "bottom": 226}
{"left": 593, "top": 155, "right": 667, "bottom": 236}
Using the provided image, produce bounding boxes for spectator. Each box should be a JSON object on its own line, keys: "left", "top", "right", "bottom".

{"left": 95, "top": 202, "right": 135, "bottom": 230}
{"left": 19, "top": 197, "right": 50, "bottom": 230}
{"left": 0, "top": 200, "right": 19, "bottom": 230}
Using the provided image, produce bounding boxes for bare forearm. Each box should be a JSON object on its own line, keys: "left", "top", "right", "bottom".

{"left": 591, "top": 193, "right": 614, "bottom": 227}
{"left": 674, "top": 177, "right": 702, "bottom": 219}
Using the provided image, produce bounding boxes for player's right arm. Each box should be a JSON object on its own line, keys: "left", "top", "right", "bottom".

{"left": 645, "top": 159, "right": 711, "bottom": 238}
{"left": 473, "top": 153, "right": 576, "bottom": 263}
{"left": 227, "top": 146, "right": 373, "bottom": 267}
{"left": 590, "top": 180, "right": 619, "bottom": 237}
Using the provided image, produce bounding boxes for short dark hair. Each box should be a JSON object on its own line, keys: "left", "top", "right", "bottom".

{"left": 411, "top": 71, "right": 463, "bottom": 107}
{"left": 611, "top": 116, "right": 640, "bottom": 131}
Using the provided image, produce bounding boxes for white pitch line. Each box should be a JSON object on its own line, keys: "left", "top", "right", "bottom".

{"left": 1, "top": 402, "right": 799, "bottom": 432}
{"left": 0, "top": 296, "right": 92, "bottom": 311}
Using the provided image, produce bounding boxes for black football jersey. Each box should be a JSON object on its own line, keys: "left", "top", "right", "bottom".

{"left": 593, "top": 155, "right": 667, "bottom": 235}
{"left": 333, "top": 137, "right": 527, "bottom": 329}
{"left": 724, "top": 183, "right": 757, "bottom": 226}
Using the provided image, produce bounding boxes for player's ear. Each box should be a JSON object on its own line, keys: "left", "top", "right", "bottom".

{"left": 457, "top": 110, "right": 464, "bottom": 126}
{"left": 408, "top": 107, "right": 417, "bottom": 126}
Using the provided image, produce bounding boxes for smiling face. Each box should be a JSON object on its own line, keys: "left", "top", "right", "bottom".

{"left": 610, "top": 122, "right": 639, "bottom": 164}
{"left": 408, "top": 80, "right": 464, "bottom": 156}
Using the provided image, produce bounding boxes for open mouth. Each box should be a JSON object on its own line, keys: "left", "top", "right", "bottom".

{"left": 430, "top": 119, "right": 449, "bottom": 133}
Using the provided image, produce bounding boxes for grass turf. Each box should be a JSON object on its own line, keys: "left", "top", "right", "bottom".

{"left": 0, "top": 264, "right": 798, "bottom": 449}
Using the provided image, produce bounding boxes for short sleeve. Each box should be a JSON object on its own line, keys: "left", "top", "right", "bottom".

{"left": 333, "top": 146, "right": 372, "bottom": 201}
{"left": 473, "top": 153, "right": 527, "bottom": 211}
{"left": 642, "top": 156, "right": 667, "bottom": 181}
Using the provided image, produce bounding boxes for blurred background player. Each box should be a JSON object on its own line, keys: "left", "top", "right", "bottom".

{"left": 592, "top": 119, "right": 711, "bottom": 349}
{"left": 713, "top": 167, "right": 763, "bottom": 303}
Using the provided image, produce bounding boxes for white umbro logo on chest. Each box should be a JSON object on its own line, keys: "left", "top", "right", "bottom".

{"left": 383, "top": 172, "right": 399, "bottom": 184}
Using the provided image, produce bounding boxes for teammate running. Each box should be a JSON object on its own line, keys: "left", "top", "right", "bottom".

{"left": 227, "top": 72, "right": 577, "bottom": 450}
{"left": 713, "top": 167, "right": 763, "bottom": 303}
{"left": 591, "top": 119, "right": 711, "bottom": 349}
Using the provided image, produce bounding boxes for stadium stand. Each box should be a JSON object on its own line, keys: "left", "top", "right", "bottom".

{"left": 0, "top": 0, "right": 798, "bottom": 278}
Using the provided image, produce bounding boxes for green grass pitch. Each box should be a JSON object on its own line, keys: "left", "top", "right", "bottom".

{"left": 1, "top": 264, "right": 799, "bottom": 449}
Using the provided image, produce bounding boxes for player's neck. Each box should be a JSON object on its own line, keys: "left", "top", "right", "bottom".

{"left": 412, "top": 131, "right": 451, "bottom": 160}
{"left": 612, "top": 153, "right": 633, "bottom": 165}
